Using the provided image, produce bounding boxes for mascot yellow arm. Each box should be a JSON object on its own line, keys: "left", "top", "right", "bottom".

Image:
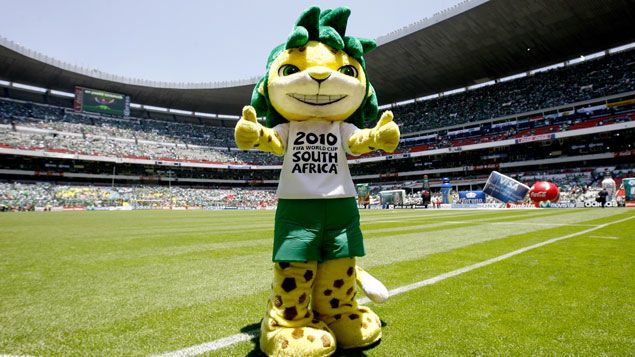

{"left": 348, "top": 111, "right": 400, "bottom": 155}
{"left": 234, "top": 106, "right": 285, "bottom": 156}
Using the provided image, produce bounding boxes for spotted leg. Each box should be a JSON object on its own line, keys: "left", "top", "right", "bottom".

{"left": 312, "top": 257, "right": 382, "bottom": 349}
{"left": 260, "top": 261, "right": 337, "bottom": 357}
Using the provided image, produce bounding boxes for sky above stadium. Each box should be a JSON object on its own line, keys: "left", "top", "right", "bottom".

{"left": 0, "top": 0, "right": 464, "bottom": 84}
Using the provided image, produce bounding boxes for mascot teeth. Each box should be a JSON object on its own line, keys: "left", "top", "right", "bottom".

{"left": 289, "top": 93, "right": 347, "bottom": 105}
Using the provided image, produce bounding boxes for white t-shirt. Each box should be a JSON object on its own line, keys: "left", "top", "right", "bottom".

{"left": 273, "top": 120, "right": 359, "bottom": 199}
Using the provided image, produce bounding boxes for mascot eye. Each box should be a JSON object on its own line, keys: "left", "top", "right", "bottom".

{"left": 338, "top": 65, "right": 358, "bottom": 78}
{"left": 279, "top": 64, "right": 300, "bottom": 76}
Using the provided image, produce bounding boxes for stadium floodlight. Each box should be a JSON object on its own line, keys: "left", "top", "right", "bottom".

{"left": 143, "top": 105, "right": 168, "bottom": 112}
{"left": 468, "top": 80, "right": 495, "bottom": 90}
{"left": 0, "top": 79, "right": 10, "bottom": 87}
{"left": 500, "top": 72, "right": 527, "bottom": 82}
{"left": 49, "top": 89, "right": 75, "bottom": 98}
{"left": 418, "top": 93, "right": 439, "bottom": 101}
{"left": 608, "top": 42, "right": 635, "bottom": 54}
{"left": 530, "top": 62, "right": 565, "bottom": 75}
{"left": 443, "top": 87, "right": 466, "bottom": 96}
{"left": 194, "top": 112, "right": 217, "bottom": 118}
{"left": 11, "top": 82, "right": 47, "bottom": 93}
{"left": 394, "top": 98, "right": 416, "bottom": 107}
{"left": 130, "top": 103, "right": 142, "bottom": 109}
{"left": 217, "top": 114, "right": 240, "bottom": 120}
{"left": 168, "top": 108, "right": 193, "bottom": 115}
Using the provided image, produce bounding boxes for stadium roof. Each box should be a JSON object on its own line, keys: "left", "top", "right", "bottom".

{"left": 1, "top": 0, "right": 634, "bottom": 116}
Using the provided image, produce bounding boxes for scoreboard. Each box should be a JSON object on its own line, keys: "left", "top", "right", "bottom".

{"left": 74, "top": 87, "right": 130, "bottom": 117}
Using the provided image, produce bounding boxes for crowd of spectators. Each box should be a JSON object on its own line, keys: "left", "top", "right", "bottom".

{"left": 3, "top": 164, "right": 631, "bottom": 211}
{"left": 0, "top": 99, "right": 279, "bottom": 165}
{"left": 391, "top": 49, "right": 635, "bottom": 133}
{"left": 0, "top": 49, "right": 633, "bottom": 168}
{"left": 0, "top": 182, "right": 277, "bottom": 211}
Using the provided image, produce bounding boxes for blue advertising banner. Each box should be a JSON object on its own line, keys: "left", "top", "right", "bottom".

{"left": 483, "top": 171, "right": 530, "bottom": 203}
{"left": 458, "top": 191, "right": 486, "bottom": 204}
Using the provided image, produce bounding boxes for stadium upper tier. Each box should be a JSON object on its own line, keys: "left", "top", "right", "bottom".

{"left": 1, "top": 0, "right": 634, "bottom": 113}
{"left": 1, "top": 48, "right": 634, "bottom": 166}
{"left": 393, "top": 49, "right": 635, "bottom": 133}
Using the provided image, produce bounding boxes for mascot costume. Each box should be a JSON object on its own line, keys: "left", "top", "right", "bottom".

{"left": 234, "top": 6, "right": 399, "bottom": 356}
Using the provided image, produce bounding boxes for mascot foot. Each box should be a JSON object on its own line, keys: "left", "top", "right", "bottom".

{"left": 327, "top": 306, "right": 382, "bottom": 349}
{"left": 313, "top": 258, "right": 383, "bottom": 350}
{"left": 260, "top": 317, "right": 336, "bottom": 357}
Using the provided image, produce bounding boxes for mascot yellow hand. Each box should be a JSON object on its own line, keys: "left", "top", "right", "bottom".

{"left": 348, "top": 110, "right": 400, "bottom": 155}
{"left": 234, "top": 106, "right": 285, "bottom": 155}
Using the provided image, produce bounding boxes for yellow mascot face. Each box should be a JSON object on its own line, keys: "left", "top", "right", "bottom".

{"left": 266, "top": 41, "right": 367, "bottom": 122}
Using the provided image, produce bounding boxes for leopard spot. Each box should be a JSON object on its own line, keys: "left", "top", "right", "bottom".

{"left": 274, "top": 295, "right": 283, "bottom": 308}
{"left": 334, "top": 314, "right": 342, "bottom": 320}
{"left": 333, "top": 279, "right": 344, "bottom": 288}
{"left": 349, "top": 314, "right": 359, "bottom": 320}
{"left": 347, "top": 267, "right": 354, "bottom": 276}
{"left": 307, "top": 335, "right": 316, "bottom": 342}
{"left": 359, "top": 307, "right": 369, "bottom": 313}
{"left": 281, "top": 338, "right": 289, "bottom": 349}
{"left": 324, "top": 289, "right": 332, "bottom": 296}
{"left": 330, "top": 298, "right": 340, "bottom": 309}
{"left": 284, "top": 306, "right": 298, "bottom": 320}
{"left": 312, "top": 318, "right": 320, "bottom": 324}
{"left": 278, "top": 262, "right": 290, "bottom": 269}
{"left": 292, "top": 328, "right": 304, "bottom": 339}
{"left": 321, "top": 335, "right": 332, "bottom": 348}
{"left": 304, "top": 270, "right": 314, "bottom": 282}
{"left": 304, "top": 311, "right": 310, "bottom": 318}
{"left": 362, "top": 322, "right": 368, "bottom": 329}
{"left": 298, "top": 293, "right": 307, "bottom": 304}
{"left": 346, "top": 287, "right": 354, "bottom": 295}
{"left": 281, "top": 278, "right": 296, "bottom": 292}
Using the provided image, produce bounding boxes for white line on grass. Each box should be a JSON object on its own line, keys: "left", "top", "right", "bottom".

{"left": 588, "top": 235, "right": 620, "bottom": 239}
{"left": 155, "top": 215, "right": 634, "bottom": 357}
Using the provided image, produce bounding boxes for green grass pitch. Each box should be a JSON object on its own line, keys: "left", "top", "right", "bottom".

{"left": 1, "top": 208, "right": 633, "bottom": 356}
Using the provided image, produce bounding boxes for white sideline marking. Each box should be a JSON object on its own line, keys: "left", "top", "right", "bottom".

{"left": 155, "top": 330, "right": 259, "bottom": 357}
{"left": 588, "top": 235, "right": 620, "bottom": 239}
{"left": 155, "top": 215, "right": 634, "bottom": 357}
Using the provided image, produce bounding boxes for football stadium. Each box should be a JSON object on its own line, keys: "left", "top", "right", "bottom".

{"left": 1, "top": 0, "right": 634, "bottom": 356}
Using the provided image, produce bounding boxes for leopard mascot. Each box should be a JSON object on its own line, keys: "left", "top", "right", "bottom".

{"left": 234, "top": 6, "right": 399, "bottom": 356}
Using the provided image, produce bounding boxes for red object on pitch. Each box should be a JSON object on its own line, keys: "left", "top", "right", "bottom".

{"left": 529, "top": 181, "right": 560, "bottom": 202}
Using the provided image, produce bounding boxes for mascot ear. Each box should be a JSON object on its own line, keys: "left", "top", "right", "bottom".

{"left": 358, "top": 38, "right": 377, "bottom": 54}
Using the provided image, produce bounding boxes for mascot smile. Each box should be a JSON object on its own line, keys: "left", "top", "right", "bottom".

{"left": 235, "top": 6, "right": 399, "bottom": 356}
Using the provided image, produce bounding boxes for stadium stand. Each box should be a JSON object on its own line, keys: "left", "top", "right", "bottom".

{"left": 391, "top": 48, "right": 635, "bottom": 133}
{"left": 1, "top": 46, "right": 634, "bottom": 208}
{"left": 0, "top": 182, "right": 277, "bottom": 211}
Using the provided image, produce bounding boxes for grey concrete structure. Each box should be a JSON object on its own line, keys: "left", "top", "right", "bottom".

{"left": 1, "top": 0, "right": 634, "bottom": 115}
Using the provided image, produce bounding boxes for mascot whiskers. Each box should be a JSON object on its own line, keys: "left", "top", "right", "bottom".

{"left": 234, "top": 6, "right": 399, "bottom": 356}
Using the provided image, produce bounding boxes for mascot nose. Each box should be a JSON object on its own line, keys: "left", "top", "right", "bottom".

{"left": 307, "top": 67, "right": 331, "bottom": 83}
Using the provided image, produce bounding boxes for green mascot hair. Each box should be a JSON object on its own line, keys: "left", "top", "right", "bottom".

{"left": 251, "top": 6, "right": 378, "bottom": 129}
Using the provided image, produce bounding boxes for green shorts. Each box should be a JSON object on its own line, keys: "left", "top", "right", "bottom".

{"left": 273, "top": 197, "right": 365, "bottom": 262}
